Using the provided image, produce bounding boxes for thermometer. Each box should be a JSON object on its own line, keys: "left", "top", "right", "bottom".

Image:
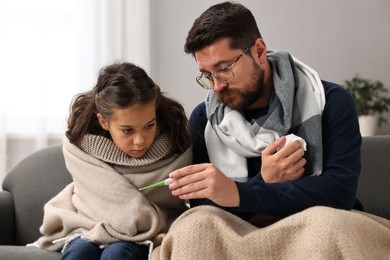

{"left": 138, "top": 178, "right": 174, "bottom": 191}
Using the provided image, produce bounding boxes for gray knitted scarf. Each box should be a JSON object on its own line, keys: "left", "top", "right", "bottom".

{"left": 79, "top": 132, "right": 172, "bottom": 166}
{"left": 205, "top": 51, "right": 325, "bottom": 181}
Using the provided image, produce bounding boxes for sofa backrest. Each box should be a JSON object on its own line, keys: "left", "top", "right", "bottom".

{"left": 2, "top": 136, "right": 389, "bottom": 245}
{"left": 357, "top": 135, "right": 390, "bottom": 220}
{"left": 2, "top": 145, "right": 72, "bottom": 245}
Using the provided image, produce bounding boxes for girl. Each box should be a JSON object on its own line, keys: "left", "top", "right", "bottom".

{"left": 33, "top": 62, "right": 192, "bottom": 259}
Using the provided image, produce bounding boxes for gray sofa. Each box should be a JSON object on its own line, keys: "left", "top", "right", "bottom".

{"left": 1, "top": 136, "right": 390, "bottom": 259}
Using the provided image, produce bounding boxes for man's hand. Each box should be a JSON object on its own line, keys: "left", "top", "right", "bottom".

{"left": 261, "top": 136, "right": 306, "bottom": 183}
{"left": 168, "top": 164, "right": 240, "bottom": 207}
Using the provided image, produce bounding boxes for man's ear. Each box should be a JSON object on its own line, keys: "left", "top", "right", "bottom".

{"left": 253, "top": 38, "right": 267, "bottom": 64}
{"left": 97, "top": 113, "right": 109, "bottom": 130}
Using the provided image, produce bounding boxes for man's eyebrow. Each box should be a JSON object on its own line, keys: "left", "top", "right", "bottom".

{"left": 199, "top": 58, "right": 233, "bottom": 73}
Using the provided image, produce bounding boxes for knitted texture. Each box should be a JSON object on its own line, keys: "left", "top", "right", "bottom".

{"left": 152, "top": 206, "right": 390, "bottom": 259}
{"left": 205, "top": 51, "right": 325, "bottom": 180}
{"left": 34, "top": 135, "right": 191, "bottom": 252}
{"left": 79, "top": 132, "right": 172, "bottom": 166}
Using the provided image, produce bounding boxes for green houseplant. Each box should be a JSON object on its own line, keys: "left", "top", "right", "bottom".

{"left": 343, "top": 75, "right": 390, "bottom": 127}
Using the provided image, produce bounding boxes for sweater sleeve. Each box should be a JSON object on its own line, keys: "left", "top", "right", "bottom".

{"left": 189, "top": 81, "right": 362, "bottom": 218}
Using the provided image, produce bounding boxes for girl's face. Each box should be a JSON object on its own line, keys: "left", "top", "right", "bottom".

{"left": 97, "top": 101, "right": 157, "bottom": 158}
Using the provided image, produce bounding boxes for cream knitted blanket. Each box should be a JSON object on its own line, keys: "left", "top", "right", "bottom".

{"left": 152, "top": 206, "right": 390, "bottom": 259}
{"left": 34, "top": 135, "right": 192, "bottom": 252}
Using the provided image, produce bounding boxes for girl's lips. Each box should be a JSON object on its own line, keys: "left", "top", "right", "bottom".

{"left": 128, "top": 149, "right": 146, "bottom": 158}
{"left": 131, "top": 149, "right": 145, "bottom": 154}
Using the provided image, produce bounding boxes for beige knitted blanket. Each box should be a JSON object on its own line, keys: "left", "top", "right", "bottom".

{"left": 34, "top": 135, "right": 192, "bottom": 252}
{"left": 151, "top": 205, "right": 390, "bottom": 259}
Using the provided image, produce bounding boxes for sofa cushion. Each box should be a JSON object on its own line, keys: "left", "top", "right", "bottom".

{"left": 0, "top": 246, "right": 61, "bottom": 260}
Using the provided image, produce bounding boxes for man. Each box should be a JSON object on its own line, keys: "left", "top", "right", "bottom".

{"left": 151, "top": 3, "right": 390, "bottom": 259}
{"left": 168, "top": 1, "right": 362, "bottom": 219}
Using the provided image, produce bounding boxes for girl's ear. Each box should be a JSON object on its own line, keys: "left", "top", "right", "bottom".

{"left": 97, "top": 113, "right": 109, "bottom": 130}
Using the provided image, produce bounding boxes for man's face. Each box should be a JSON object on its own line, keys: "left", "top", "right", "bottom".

{"left": 195, "top": 38, "right": 265, "bottom": 110}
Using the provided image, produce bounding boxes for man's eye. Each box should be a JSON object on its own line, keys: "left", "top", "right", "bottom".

{"left": 217, "top": 66, "right": 230, "bottom": 73}
{"left": 203, "top": 73, "right": 213, "bottom": 80}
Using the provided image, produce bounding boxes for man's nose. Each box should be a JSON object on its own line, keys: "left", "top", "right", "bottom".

{"left": 212, "top": 77, "right": 227, "bottom": 92}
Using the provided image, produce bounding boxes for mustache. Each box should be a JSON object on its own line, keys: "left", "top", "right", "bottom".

{"left": 217, "top": 88, "right": 237, "bottom": 100}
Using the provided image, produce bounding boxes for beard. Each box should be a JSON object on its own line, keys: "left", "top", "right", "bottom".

{"left": 216, "top": 60, "right": 265, "bottom": 110}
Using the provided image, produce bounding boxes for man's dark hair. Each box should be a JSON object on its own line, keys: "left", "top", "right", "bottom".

{"left": 184, "top": 1, "right": 262, "bottom": 56}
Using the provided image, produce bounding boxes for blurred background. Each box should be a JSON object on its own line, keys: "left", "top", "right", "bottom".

{"left": 1, "top": 0, "right": 389, "bottom": 183}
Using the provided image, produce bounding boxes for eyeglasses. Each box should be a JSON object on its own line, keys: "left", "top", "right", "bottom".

{"left": 195, "top": 44, "right": 252, "bottom": 90}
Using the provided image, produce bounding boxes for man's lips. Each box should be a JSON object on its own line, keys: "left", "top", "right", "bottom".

{"left": 219, "top": 91, "right": 234, "bottom": 103}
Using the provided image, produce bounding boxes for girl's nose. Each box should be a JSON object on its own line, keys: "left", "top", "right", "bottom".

{"left": 133, "top": 133, "right": 145, "bottom": 145}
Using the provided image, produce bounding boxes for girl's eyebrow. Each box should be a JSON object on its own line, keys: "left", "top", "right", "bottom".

{"left": 119, "top": 117, "right": 156, "bottom": 128}
{"left": 146, "top": 118, "right": 157, "bottom": 125}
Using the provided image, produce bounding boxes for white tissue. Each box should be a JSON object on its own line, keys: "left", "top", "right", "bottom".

{"left": 280, "top": 134, "right": 307, "bottom": 151}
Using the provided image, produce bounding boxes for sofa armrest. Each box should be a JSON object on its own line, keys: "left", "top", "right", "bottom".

{"left": 358, "top": 136, "right": 390, "bottom": 220}
{"left": 0, "top": 190, "right": 15, "bottom": 245}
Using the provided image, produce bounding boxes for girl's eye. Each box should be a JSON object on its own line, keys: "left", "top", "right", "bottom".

{"left": 123, "top": 128, "right": 133, "bottom": 134}
{"left": 146, "top": 123, "right": 156, "bottom": 129}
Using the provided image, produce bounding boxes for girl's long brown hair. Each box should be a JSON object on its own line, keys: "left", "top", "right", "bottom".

{"left": 66, "top": 62, "right": 191, "bottom": 154}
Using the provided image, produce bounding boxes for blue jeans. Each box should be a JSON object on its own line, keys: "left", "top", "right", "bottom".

{"left": 61, "top": 237, "right": 149, "bottom": 260}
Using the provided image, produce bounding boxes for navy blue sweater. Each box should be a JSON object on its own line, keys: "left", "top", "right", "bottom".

{"left": 188, "top": 81, "right": 362, "bottom": 219}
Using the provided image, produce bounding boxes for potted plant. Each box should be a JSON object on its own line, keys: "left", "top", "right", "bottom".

{"left": 343, "top": 74, "right": 390, "bottom": 136}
